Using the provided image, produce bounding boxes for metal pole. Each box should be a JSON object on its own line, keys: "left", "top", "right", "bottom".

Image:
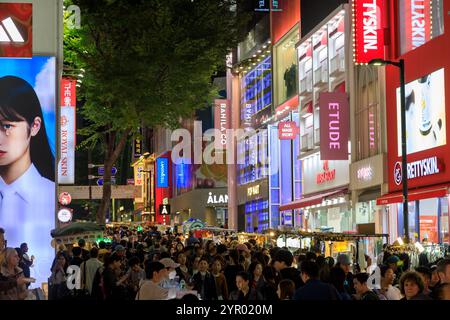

{"left": 88, "top": 148, "right": 92, "bottom": 210}
{"left": 399, "top": 59, "right": 409, "bottom": 243}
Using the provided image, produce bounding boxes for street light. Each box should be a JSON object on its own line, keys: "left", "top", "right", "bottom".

{"left": 369, "top": 58, "right": 409, "bottom": 243}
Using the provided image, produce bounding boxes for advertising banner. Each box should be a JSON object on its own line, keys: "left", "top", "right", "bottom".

{"left": 397, "top": 68, "right": 446, "bottom": 156}
{"left": 156, "top": 157, "right": 169, "bottom": 188}
{"left": 353, "top": 0, "right": 385, "bottom": 64}
{"left": 319, "top": 92, "right": 350, "bottom": 160}
{"left": 400, "top": 0, "right": 432, "bottom": 53}
{"left": 278, "top": 121, "right": 299, "bottom": 140}
{"left": 0, "top": 56, "right": 56, "bottom": 285}
{"left": 58, "top": 78, "right": 76, "bottom": 184}
{"left": 0, "top": 3, "right": 32, "bottom": 58}
{"left": 214, "top": 99, "right": 231, "bottom": 149}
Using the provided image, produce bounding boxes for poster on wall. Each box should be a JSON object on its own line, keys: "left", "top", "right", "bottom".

{"left": 0, "top": 56, "right": 56, "bottom": 286}
{"left": 420, "top": 216, "right": 438, "bottom": 243}
{"left": 397, "top": 68, "right": 446, "bottom": 155}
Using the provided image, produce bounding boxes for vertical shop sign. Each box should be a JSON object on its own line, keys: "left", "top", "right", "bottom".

{"left": 319, "top": 92, "right": 350, "bottom": 160}
{"left": 156, "top": 157, "right": 169, "bottom": 188}
{"left": 214, "top": 99, "right": 231, "bottom": 149}
{"left": 353, "top": 0, "right": 386, "bottom": 64}
{"left": 403, "top": 0, "right": 432, "bottom": 52}
{"left": 58, "top": 78, "right": 76, "bottom": 184}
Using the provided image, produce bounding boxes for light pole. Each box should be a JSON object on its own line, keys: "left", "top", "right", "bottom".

{"left": 369, "top": 58, "right": 409, "bottom": 243}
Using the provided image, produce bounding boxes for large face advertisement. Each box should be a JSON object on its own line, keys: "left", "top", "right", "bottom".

{"left": 0, "top": 57, "right": 56, "bottom": 286}
{"left": 396, "top": 68, "right": 446, "bottom": 155}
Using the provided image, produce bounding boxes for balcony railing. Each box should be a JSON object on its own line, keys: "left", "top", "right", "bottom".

{"left": 313, "top": 61, "right": 328, "bottom": 87}
{"left": 301, "top": 133, "right": 314, "bottom": 152}
{"left": 314, "top": 128, "right": 320, "bottom": 146}
{"left": 299, "top": 70, "right": 313, "bottom": 96}
{"left": 330, "top": 49, "right": 345, "bottom": 76}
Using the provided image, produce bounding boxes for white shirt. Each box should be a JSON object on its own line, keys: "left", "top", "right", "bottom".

{"left": 136, "top": 279, "right": 169, "bottom": 300}
{"left": 0, "top": 164, "right": 55, "bottom": 287}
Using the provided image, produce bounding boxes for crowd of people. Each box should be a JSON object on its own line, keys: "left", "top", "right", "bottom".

{"left": 1, "top": 225, "right": 450, "bottom": 301}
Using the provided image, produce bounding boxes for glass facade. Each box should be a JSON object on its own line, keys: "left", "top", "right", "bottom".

{"left": 245, "top": 199, "right": 269, "bottom": 233}
{"left": 237, "top": 130, "right": 269, "bottom": 185}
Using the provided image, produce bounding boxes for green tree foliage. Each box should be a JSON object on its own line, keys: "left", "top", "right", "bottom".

{"left": 64, "top": 0, "right": 249, "bottom": 223}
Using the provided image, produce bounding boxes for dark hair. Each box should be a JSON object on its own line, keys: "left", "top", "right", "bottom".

{"left": 263, "top": 266, "right": 277, "bottom": 282}
{"left": 316, "top": 255, "right": 326, "bottom": 267}
{"left": 236, "top": 271, "right": 250, "bottom": 282}
{"left": 228, "top": 249, "right": 239, "bottom": 265}
{"left": 399, "top": 271, "right": 425, "bottom": 295}
{"left": 0, "top": 76, "right": 54, "bottom": 180}
{"left": 99, "top": 241, "right": 106, "bottom": 249}
{"left": 217, "top": 244, "right": 227, "bottom": 255}
{"left": 248, "top": 261, "right": 263, "bottom": 277}
{"left": 415, "top": 266, "right": 432, "bottom": 280}
{"left": 300, "top": 260, "right": 319, "bottom": 279}
{"left": 90, "top": 247, "right": 99, "bottom": 258}
{"left": 437, "top": 258, "right": 450, "bottom": 274}
{"left": 198, "top": 256, "right": 210, "bottom": 265}
{"left": 160, "top": 251, "right": 170, "bottom": 259}
{"left": 128, "top": 256, "right": 140, "bottom": 267}
{"left": 278, "top": 279, "right": 295, "bottom": 300}
{"left": 329, "top": 267, "right": 346, "bottom": 292}
{"left": 274, "top": 249, "right": 294, "bottom": 266}
{"left": 0, "top": 228, "right": 4, "bottom": 234}
{"left": 72, "top": 246, "right": 82, "bottom": 257}
{"left": 212, "top": 255, "right": 225, "bottom": 267}
{"left": 20, "top": 243, "right": 27, "bottom": 250}
{"left": 180, "top": 293, "right": 199, "bottom": 301}
{"left": 104, "top": 252, "right": 121, "bottom": 268}
{"left": 354, "top": 273, "right": 370, "bottom": 284}
{"left": 306, "top": 252, "right": 317, "bottom": 262}
{"left": 145, "top": 261, "right": 165, "bottom": 280}
{"left": 435, "top": 283, "right": 450, "bottom": 300}
{"left": 379, "top": 264, "right": 393, "bottom": 278}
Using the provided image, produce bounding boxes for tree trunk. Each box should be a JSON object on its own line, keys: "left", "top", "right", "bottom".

{"left": 96, "top": 128, "right": 131, "bottom": 224}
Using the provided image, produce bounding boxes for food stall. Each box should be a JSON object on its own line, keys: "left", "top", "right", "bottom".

{"left": 51, "top": 222, "right": 105, "bottom": 249}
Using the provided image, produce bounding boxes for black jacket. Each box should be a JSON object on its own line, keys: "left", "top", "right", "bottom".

{"left": 192, "top": 272, "right": 218, "bottom": 300}
{"left": 293, "top": 279, "right": 340, "bottom": 301}
{"left": 229, "top": 288, "right": 263, "bottom": 301}
{"left": 0, "top": 274, "right": 16, "bottom": 292}
{"left": 279, "top": 267, "right": 304, "bottom": 289}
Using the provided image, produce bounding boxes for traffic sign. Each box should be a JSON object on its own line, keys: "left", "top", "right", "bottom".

{"left": 98, "top": 166, "right": 118, "bottom": 176}
{"left": 97, "top": 177, "right": 116, "bottom": 186}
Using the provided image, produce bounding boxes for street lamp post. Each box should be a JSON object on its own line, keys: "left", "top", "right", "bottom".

{"left": 369, "top": 58, "right": 409, "bottom": 243}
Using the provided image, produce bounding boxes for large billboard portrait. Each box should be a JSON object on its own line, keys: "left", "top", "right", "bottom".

{"left": 397, "top": 68, "right": 446, "bottom": 155}
{"left": 0, "top": 56, "right": 56, "bottom": 286}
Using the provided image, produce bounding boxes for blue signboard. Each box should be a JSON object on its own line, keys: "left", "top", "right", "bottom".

{"left": 98, "top": 166, "right": 117, "bottom": 176}
{"left": 157, "top": 158, "right": 169, "bottom": 188}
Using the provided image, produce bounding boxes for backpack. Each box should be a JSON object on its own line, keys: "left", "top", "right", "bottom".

{"left": 90, "top": 266, "right": 105, "bottom": 300}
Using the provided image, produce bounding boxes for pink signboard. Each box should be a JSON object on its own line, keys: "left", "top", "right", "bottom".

{"left": 278, "top": 121, "right": 299, "bottom": 140}
{"left": 319, "top": 92, "right": 349, "bottom": 160}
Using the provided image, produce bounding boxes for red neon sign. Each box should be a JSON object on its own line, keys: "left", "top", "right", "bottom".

{"left": 353, "top": 0, "right": 385, "bottom": 64}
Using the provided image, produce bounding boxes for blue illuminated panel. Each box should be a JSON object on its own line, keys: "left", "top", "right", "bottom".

{"left": 245, "top": 199, "right": 269, "bottom": 233}
{"left": 156, "top": 158, "right": 169, "bottom": 188}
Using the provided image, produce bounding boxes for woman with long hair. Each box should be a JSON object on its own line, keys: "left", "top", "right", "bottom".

{"left": 0, "top": 76, "right": 55, "bottom": 285}
{"left": 48, "top": 252, "right": 69, "bottom": 300}
{"left": 0, "top": 248, "right": 29, "bottom": 300}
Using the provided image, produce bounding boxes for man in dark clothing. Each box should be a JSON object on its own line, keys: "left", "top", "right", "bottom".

{"left": 78, "top": 239, "right": 90, "bottom": 261}
{"left": 294, "top": 260, "right": 340, "bottom": 301}
{"left": 336, "top": 254, "right": 355, "bottom": 295}
{"left": 354, "top": 273, "right": 379, "bottom": 301}
{"left": 70, "top": 247, "right": 84, "bottom": 267}
{"left": 273, "top": 249, "right": 303, "bottom": 289}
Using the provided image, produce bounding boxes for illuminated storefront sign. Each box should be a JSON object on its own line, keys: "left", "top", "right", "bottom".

{"left": 247, "top": 185, "right": 260, "bottom": 197}
{"left": 357, "top": 165, "right": 373, "bottom": 181}
{"left": 353, "top": 0, "right": 385, "bottom": 64}
{"left": 319, "top": 92, "right": 350, "bottom": 160}
{"left": 156, "top": 157, "right": 169, "bottom": 188}
{"left": 394, "top": 156, "right": 442, "bottom": 185}
{"left": 214, "top": 99, "right": 230, "bottom": 148}
{"left": 317, "top": 161, "right": 336, "bottom": 184}
{"left": 278, "top": 121, "right": 300, "bottom": 140}
{"left": 207, "top": 192, "right": 228, "bottom": 204}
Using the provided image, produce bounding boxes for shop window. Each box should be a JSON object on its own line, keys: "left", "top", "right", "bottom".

{"left": 419, "top": 198, "right": 439, "bottom": 243}
{"left": 274, "top": 29, "right": 299, "bottom": 106}
{"left": 440, "top": 197, "right": 449, "bottom": 243}
{"left": 356, "top": 201, "right": 376, "bottom": 224}
{"left": 399, "top": 0, "right": 444, "bottom": 55}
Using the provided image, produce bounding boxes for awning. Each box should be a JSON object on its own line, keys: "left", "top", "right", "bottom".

{"left": 279, "top": 188, "right": 347, "bottom": 211}
{"left": 376, "top": 183, "right": 450, "bottom": 205}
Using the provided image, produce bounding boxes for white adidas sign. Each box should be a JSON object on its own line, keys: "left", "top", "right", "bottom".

{"left": 0, "top": 17, "right": 25, "bottom": 43}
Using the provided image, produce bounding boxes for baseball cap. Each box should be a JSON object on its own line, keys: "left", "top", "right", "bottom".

{"left": 114, "top": 245, "right": 126, "bottom": 252}
{"left": 160, "top": 258, "right": 180, "bottom": 269}
{"left": 337, "top": 254, "right": 351, "bottom": 265}
{"left": 386, "top": 255, "right": 400, "bottom": 265}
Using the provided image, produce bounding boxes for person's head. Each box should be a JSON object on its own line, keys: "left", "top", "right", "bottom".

{"left": 177, "top": 253, "right": 187, "bottom": 266}
{"left": 305, "top": 251, "right": 317, "bottom": 262}
{"left": 386, "top": 255, "right": 400, "bottom": 272}
{"left": 176, "top": 242, "right": 184, "bottom": 252}
{"left": 192, "top": 256, "right": 201, "bottom": 270}
{"left": 217, "top": 244, "right": 228, "bottom": 256}
{"left": 228, "top": 249, "right": 239, "bottom": 265}
{"left": 336, "top": 254, "right": 351, "bottom": 274}
{"left": 329, "top": 266, "right": 346, "bottom": 293}
{"left": 380, "top": 264, "right": 395, "bottom": 285}
{"left": 263, "top": 266, "right": 277, "bottom": 284}
{"left": 105, "top": 253, "right": 122, "bottom": 270}
{"left": 435, "top": 283, "right": 450, "bottom": 300}
{"left": 0, "top": 228, "right": 5, "bottom": 250}
{"left": 128, "top": 256, "right": 141, "bottom": 272}
{"left": 77, "top": 239, "right": 86, "bottom": 249}
{"left": 89, "top": 247, "right": 99, "bottom": 259}
{"left": 273, "top": 249, "right": 294, "bottom": 271}
{"left": 211, "top": 256, "right": 225, "bottom": 274}
{"left": 315, "top": 255, "right": 326, "bottom": 267}
{"left": 98, "top": 241, "right": 106, "bottom": 249}
{"left": 145, "top": 261, "right": 167, "bottom": 283}
{"left": 160, "top": 251, "right": 171, "bottom": 259}
{"left": 113, "top": 245, "right": 126, "bottom": 257}
{"left": 3, "top": 248, "right": 19, "bottom": 268}
{"left": 400, "top": 271, "right": 425, "bottom": 300}
{"left": 0, "top": 76, "right": 54, "bottom": 180}
{"left": 353, "top": 273, "right": 370, "bottom": 295}
{"left": 248, "top": 261, "right": 263, "bottom": 279}
{"left": 415, "top": 266, "right": 431, "bottom": 290}
{"left": 72, "top": 246, "right": 82, "bottom": 258}
{"left": 20, "top": 243, "right": 28, "bottom": 253}
{"left": 437, "top": 259, "right": 450, "bottom": 284}
{"left": 300, "top": 260, "right": 319, "bottom": 283}
{"left": 195, "top": 246, "right": 204, "bottom": 257}
{"left": 198, "top": 257, "right": 209, "bottom": 273}
{"left": 261, "top": 247, "right": 270, "bottom": 257}
{"left": 236, "top": 271, "right": 250, "bottom": 292}
{"left": 277, "top": 279, "right": 295, "bottom": 300}
{"left": 430, "top": 265, "right": 440, "bottom": 286}
{"left": 159, "top": 257, "right": 180, "bottom": 277}
{"left": 56, "top": 252, "right": 67, "bottom": 269}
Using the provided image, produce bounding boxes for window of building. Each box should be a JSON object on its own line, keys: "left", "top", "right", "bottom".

{"left": 399, "top": 0, "right": 445, "bottom": 55}
{"left": 355, "top": 67, "right": 381, "bottom": 160}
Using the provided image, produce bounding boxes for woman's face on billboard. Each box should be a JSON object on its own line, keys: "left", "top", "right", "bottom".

{"left": 0, "top": 116, "right": 41, "bottom": 167}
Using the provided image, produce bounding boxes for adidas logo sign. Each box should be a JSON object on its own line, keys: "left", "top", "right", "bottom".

{"left": 0, "top": 17, "right": 25, "bottom": 43}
